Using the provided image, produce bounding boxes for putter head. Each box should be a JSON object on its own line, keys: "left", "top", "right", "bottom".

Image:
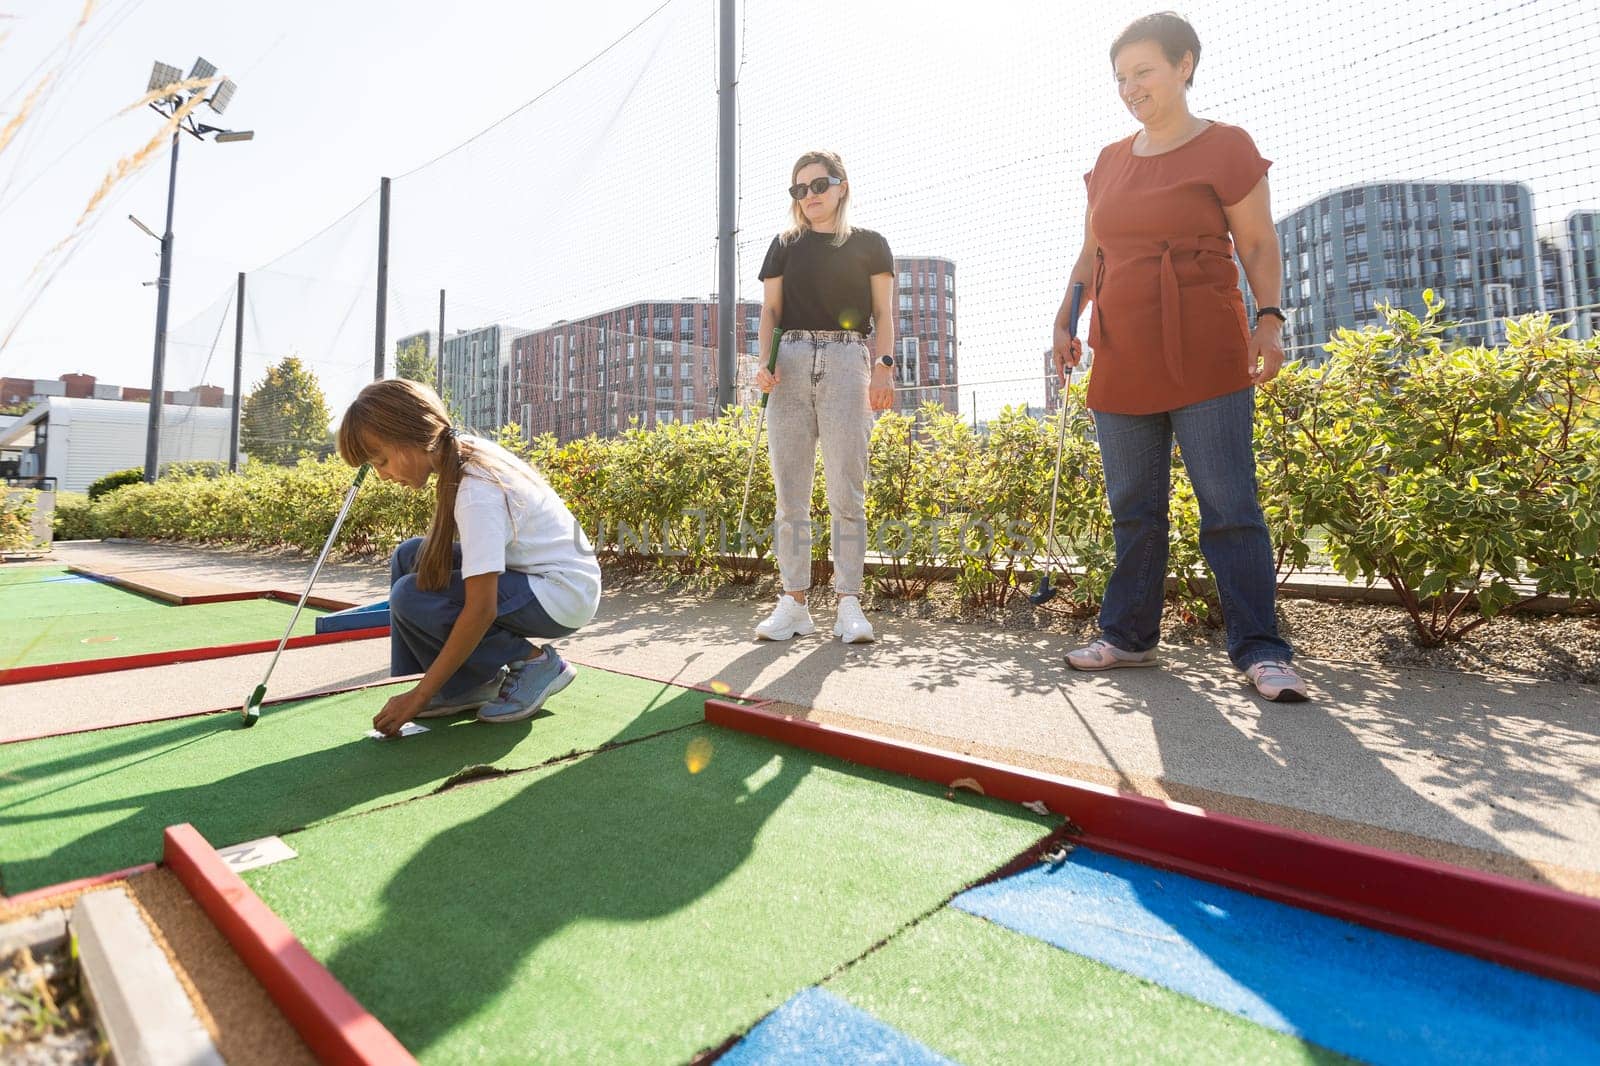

{"left": 1028, "top": 573, "right": 1056, "bottom": 606}
{"left": 241, "top": 683, "right": 266, "bottom": 728}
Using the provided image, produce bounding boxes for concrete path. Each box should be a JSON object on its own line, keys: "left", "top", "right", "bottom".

{"left": 6, "top": 541, "right": 1596, "bottom": 896}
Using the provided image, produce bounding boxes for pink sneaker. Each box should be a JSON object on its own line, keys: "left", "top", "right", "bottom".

{"left": 1065, "top": 638, "right": 1158, "bottom": 671}
{"left": 1244, "top": 660, "right": 1309, "bottom": 702}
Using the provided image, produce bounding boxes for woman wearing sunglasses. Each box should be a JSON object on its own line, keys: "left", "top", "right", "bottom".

{"left": 1050, "top": 12, "right": 1307, "bottom": 701}
{"left": 751, "top": 149, "right": 896, "bottom": 644}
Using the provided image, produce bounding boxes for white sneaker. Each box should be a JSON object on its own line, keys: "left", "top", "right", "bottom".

{"left": 755, "top": 595, "right": 815, "bottom": 641}
{"left": 832, "top": 596, "right": 876, "bottom": 644}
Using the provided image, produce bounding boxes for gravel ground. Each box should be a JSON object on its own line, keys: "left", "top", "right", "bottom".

{"left": 0, "top": 944, "right": 104, "bottom": 1066}
{"left": 609, "top": 569, "right": 1600, "bottom": 685}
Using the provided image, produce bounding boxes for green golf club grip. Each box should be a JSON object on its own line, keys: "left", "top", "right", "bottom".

{"left": 759, "top": 329, "right": 782, "bottom": 410}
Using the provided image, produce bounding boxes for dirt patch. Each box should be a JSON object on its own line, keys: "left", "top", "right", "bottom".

{"left": 607, "top": 569, "right": 1600, "bottom": 685}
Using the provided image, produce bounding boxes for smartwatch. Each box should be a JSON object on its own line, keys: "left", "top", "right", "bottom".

{"left": 1255, "top": 306, "right": 1288, "bottom": 326}
{"left": 878, "top": 354, "right": 895, "bottom": 369}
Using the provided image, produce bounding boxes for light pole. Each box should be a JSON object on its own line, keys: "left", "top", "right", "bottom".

{"left": 139, "top": 58, "right": 252, "bottom": 483}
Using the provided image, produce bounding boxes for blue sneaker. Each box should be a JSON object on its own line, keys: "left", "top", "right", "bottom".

{"left": 417, "top": 666, "right": 508, "bottom": 718}
{"left": 476, "top": 648, "right": 576, "bottom": 723}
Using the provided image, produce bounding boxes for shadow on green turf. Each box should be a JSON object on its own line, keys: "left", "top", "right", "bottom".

{"left": 0, "top": 676, "right": 708, "bottom": 894}
{"left": 319, "top": 728, "right": 815, "bottom": 1058}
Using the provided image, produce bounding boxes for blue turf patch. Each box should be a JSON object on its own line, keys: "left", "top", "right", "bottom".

{"left": 953, "top": 848, "right": 1600, "bottom": 1066}
{"left": 313, "top": 600, "right": 390, "bottom": 635}
{"left": 720, "top": 987, "right": 955, "bottom": 1066}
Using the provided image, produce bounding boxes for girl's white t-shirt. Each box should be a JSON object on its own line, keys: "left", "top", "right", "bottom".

{"left": 452, "top": 436, "right": 601, "bottom": 629}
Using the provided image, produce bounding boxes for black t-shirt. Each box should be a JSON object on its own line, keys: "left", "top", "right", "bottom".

{"left": 757, "top": 227, "right": 894, "bottom": 333}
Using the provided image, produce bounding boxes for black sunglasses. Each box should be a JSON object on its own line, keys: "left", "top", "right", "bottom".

{"left": 789, "top": 175, "right": 842, "bottom": 200}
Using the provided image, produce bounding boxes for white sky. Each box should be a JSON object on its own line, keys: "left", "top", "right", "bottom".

{"left": 3, "top": 0, "right": 1597, "bottom": 419}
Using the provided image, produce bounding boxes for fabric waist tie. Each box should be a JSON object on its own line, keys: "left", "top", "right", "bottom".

{"left": 1157, "top": 235, "right": 1236, "bottom": 389}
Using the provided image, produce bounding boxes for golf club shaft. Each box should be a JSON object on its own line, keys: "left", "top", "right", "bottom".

{"left": 253, "top": 463, "right": 369, "bottom": 689}
{"left": 735, "top": 329, "right": 783, "bottom": 545}
{"left": 1042, "top": 282, "right": 1085, "bottom": 565}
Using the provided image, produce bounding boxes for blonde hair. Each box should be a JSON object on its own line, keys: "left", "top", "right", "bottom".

{"left": 781, "top": 149, "right": 852, "bottom": 248}
{"left": 336, "top": 378, "right": 532, "bottom": 592}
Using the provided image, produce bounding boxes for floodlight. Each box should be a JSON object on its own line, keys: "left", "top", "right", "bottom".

{"left": 213, "top": 129, "right": 254, "bottom": 143}
{"left": 207, "top": 78, "right": 236, "bottom": 115}
{"left": 148, "top": 61, "right": 182, "bottom": 95}
{"left": 189, "top": 57, "right": 217, "bottom": 82}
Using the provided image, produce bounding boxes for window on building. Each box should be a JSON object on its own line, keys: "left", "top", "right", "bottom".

{"left": 656, "top": 386, "right": 673, "bottom": 403}
{"left": 899, "top": 294, "right": 913, "bottom": 310}
{"left": 899, "top": 270, "right": 912, "bottom": 288}
{"left": 899, "top": 336, "right": 919, "bottom": 386}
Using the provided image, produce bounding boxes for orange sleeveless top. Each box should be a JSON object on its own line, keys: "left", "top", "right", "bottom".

{"left": 1083, "top": 122, "right": 1271, "bottom": 415}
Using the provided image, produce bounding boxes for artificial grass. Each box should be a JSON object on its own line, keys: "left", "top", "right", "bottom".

{"left": 0, "top": 568, "right": 157, "bottom": 621}
{"left": 824, "top": 908, "right": 1347, "bottom": 1065}
{"left": 0, "top": 670, "right": 711, "bottom": 894}
{"left": 1, "top": 597, "right": 329, "bottom": 670}
{"left": 721, "top": 987, "right": 954, "bottom": 1065}
{"left": 0, "top": 564, "right": 69, "bottom": 585}
{"left": 240, "top": 723, "right": 1058, "bottom": 1065}
{"left": 954, "top": 849, "right": 1600, "bottom": 1065}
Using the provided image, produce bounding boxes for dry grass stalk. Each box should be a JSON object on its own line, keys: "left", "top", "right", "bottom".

{"left": 121, "top": 75, "right": 220, "bottom": 116}
{"left": 76, "top": 89, "right": 209, "bottom": 226}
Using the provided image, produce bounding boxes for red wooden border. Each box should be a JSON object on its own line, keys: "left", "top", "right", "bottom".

{"left": 705, "top": 699, "right": 1600, "bottom": 992}
{"left": 164, "top": 823, "right": 415, "bottom": 1066}
{"left": 0, "top": 627, "right": 389, "bottom": 686}
{"left": 64, "top": 564, "right": 356, "bottom": 611}
{"left": 0, "top": 862, "right": 157, "bottom": 911}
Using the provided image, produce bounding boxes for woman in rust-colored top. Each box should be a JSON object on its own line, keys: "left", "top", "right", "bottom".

{"left": 1051, "top": 12, "right": 1306, "bottom": 701}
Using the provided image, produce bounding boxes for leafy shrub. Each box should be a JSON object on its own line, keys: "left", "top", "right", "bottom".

{"left": 158, "top": 460, "right": 229, "bottom": 480}
{"left": 86, "top": 467, "right": 145, "bottom": 501}
{"left": 1, "top": 490, "right": 38, "bottom": 552}
{"left": 1259, "top": 295, "right": 1599, "bottom": 644}
{"left": 51, "top": 492, "right": 103, "bottom": 541}
{"left": 68, "top": 306, "right": 1598, "bottom": 645}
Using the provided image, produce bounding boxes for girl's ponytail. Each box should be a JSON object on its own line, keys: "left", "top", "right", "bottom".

{"left": 417, "top": 428, "right": 461, "bottom": 591}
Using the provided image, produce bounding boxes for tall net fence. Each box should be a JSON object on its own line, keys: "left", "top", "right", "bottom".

{"left": 156, "top": 0, "right": 1600, "bottom": 465}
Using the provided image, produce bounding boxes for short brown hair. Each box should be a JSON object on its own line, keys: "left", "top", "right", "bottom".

{"left": 1111, "top": 12, "right": 1201, "bottom": 88}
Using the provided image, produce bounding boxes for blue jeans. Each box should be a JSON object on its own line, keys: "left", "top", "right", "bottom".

{"left": 389, "top": 537, "right": 576, "bottom": 698}
{"left": 1092, "top": 387, "right": 1292, "bottom": 670}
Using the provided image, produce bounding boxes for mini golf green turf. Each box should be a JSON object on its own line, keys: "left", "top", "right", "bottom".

{"left": 0, "top": 564, "right": 69, "bottom": 585}
{"left": 1, "top": 596, "right": 329, "bottom": 670}
{"left": 239, "top": 723, "right": 1058, "bottom": 1064}
{"left": 0, "top": 569, "right": 175, "bottom": 622}
{"left": 823, "top": 908, "right": 1347, "bottom": 1064}
{"left": 0, "top": 670, "right": 713, "bottom": 894}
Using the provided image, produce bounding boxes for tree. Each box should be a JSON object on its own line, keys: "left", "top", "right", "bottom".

{"left": 240, "top": 355, "right": 333, "bottom": 465}
{"left": 395, "top": 335, "right": 436, "bottom": 386}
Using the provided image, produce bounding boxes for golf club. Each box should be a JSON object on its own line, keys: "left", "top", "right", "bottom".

{"left": 1030, "top": 281, "right": 1085, "bottom": 606}
{"left": 733, "top": 328, "right": 783, "bottom": 553}
{"left": 241, "top": 462, "right": 370, "bottom": 727}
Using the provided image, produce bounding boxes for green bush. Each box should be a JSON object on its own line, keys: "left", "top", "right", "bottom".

{"left": 51, "top": 492, "right": 103, "bottom": 541}
{"left": 66, "top": 306, "right": 1598, "bottom": 645}
{"left": 158, "top": 460, "right": 229, "bottom": 480}
{"left": 86, "top": 467, "right": 144, "bottom": 501}
{"left": 1259, "top": 294, "right": 1600, "bottom": 644}
{"left": 1, "top": 490, "right": 38, "bottom": 552}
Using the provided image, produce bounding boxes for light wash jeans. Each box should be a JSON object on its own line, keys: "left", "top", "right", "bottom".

{"left": 765, "top": 330, "right": 873, "bottom": 598}
{"left": 1092, "top": 386, "right": 1293, "bottom": 670}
